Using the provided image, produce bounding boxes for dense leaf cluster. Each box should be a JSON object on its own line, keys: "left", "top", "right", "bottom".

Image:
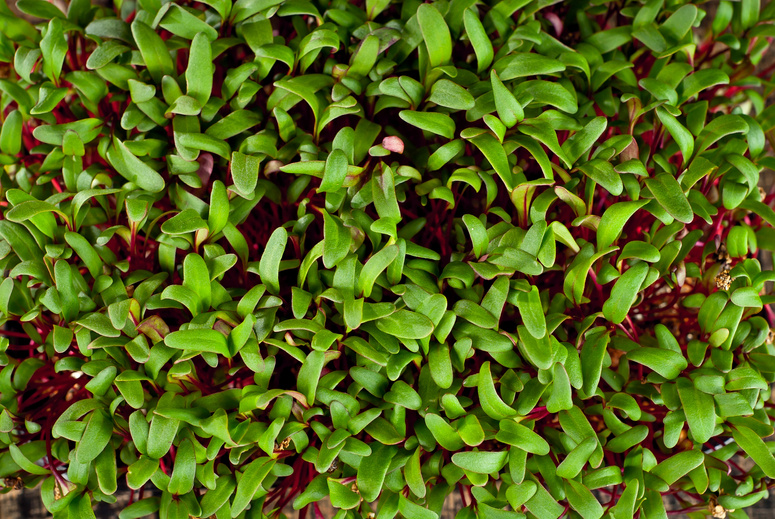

{"left": 0, "top": 0, "right": 775, "bottom": 517}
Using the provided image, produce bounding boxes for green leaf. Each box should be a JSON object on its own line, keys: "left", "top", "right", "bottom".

{"left": 546, "top": 363, "right": 573, "bottom": 413}
{"left": 650, "top": 449, "right": 704, "bottom": 485}
{"left": 680, "top": 69, "right": 729, "bottom": 104}
{"left": 159, "top": 4, "right": 219, "bottom": 41}
{"left": 634, "top": 22, "right": 666, "bottom": 52}
{"left": 564, "top": 245, "right": 619, "bottom": 306}
{"left": 661, "top": 4, "right": 697, "bottom": 42}
{"left": 493, "top": 53, "right": 565, "bottom": 80}
{"left": 602, "top": 262, "right": 649, "bottom": 324}
{"left": 564, "top": 478, "right": 604, "bottom": 519}
{"left": 86, "top": 41, "right": 130, "bottom": 70}
{"left": 740, "top": 200, "right": 775, "bottom": 228}
{"left": 465, "top": 132, "right": 513, "bottom": 189}
{"left": 740, "top": 0, "right": 760, "bottom": 30}
{"left": 319, "top": 149, "right": 348, "bottom": 193}
{"left": 322, "top": 211, "right": 351, "bottom": 269}
{"left": 698, "top": 292, "right": 728, "bottom": 334}
{"left": 428, "top": 142, "right": 463, "bottom": 173}
{"left": 131, "top": 20, "right": 174, "bottom": 84}
{"left": 359, "top": 245, "right": 398, "bottom": 297}
{"left": 205, "top": 110, "right": 261, "bottom": 139}
{"left": 399, "top": 110, "right": 455, "bottom": 139}
{"left": 676, "top": 377, "right": 715, "bottom": 444}
{"left": 373, "top": 164, "right": 401, "bottom": 222}
{"left": 17, "top": 0, "right": 65, "bottom": 19}
{"left": 557, "top": 436, "right": 598, "bottom": 479}
{"left": 490, "top": 70, "right": 523, "bottom": 128}
{"left": 386, "top": 380, "right": 422, "bottom": 410}
{"left": 519, "top": 124, "right": 572, "bottom": 169}
{"left": 231, "top": 152, "right": 261, "bottom": 198}
{"left": 428, "top": 79, "right": 474, "bottom": 110}
{"left": 177, "top": 132, "right": 230, "bottom": 159}
{"left": 597, "top": 200, "right": 650, "bottom": 249}
{"left": 298, "top": 30, "right": 339, "bottom": 64}
{"left": 731, "top": 287, "right": 762, "bottom": 308}
{"left": 366, "top": 0, "right": 390, "bottom": 18}
{"left": 53, "top": 325, "right": 73, "bottom": 354}
{"left": 376, "top": 310, "right": 434, "bottom": 339}
{"left": 732, "top": 425, "right": 775, "bottom": 478}
{"left": 517, "top": 80, "right": 577, "bottom": 113}
{"left": 274, "top": 78, "right": 324, "bottom": 129}
{"left": 726, "top": 154, "right": 759, "bottom": 193}
{"left": 496, "top": 420, "right": 550, "bottom": 455}
{"left": 506, "top": 481, "right": 538, "bottom": 510}
{"left": 106, "top": 137, "right": 166, "bottom": 193}
{"left": 347, "top": 34, "right": 378, "bottom": 78}
{"left": 517, "top": 325, "right": 553, "bottom": 370}
{"left": 454, "top": 300, "right": 497, "bottom": 329}
{"left": 207, "top": 180, "right": 229, "bottom": 235}
{"left": 696, "top": 114, "right": 748, "bottom": 155}
{"left": 161, "top": 208, "right": 207, "bottom": 235}
{"left": 639, "top": 77, "right": 675, "bottom": 103}
{"left": 183, "top": 253, "right": 212, "bottom": 313}
{"left": 75, "top": 410, "right": 113, "bottom": 463}
{"left": 428, "top": 343, "right": 453, "bottom": 389}
{"left": 586, "top": 26, "right": 633, "bottom": 54}
{"left": 399, "top": 494, "right": 438, "bottom": 519}
{"left": 6, "top": 200, "right": 64, "bottom": 225}
{"left": 478, "top": 361, "right": 517, "bottom": 420}
{"left": 417, "top": 3, "right": 452, "bottom": 68}
{"left": 580, "top": 329, "right": 609, "bottom": 396}
{"left": 297, "top": 350, "right": 326, "bottom": 405}
{"left": 165, "top": 329, "right": 230, "bottom": 357}
{"left": 114, "top": 373, "right": 145, "bottom": 409}
{"left": 563, "top": 116, "right": 607, "bottom": 165}
{"left": 201, "top": 475, "right": 236, "bottom": 516}
{"left": 0, "top": 110, "right": 22, "bottom": 155}
{"left": 167, "top": 438, "right": 195, "bottom": 495}
{"left": 33, "top": 118, "right": 103, "bottom": 146}
{"left": 40, "top": 19, "right": 67, "bottom": 83}
{"left": 85, "top": 19, "right": 133, "bottom": 44}
{"left": 404, "top": 448, "right": 426, "bottom": 498}
{"left": 166, "top": 95, "right": 201, "bottom": 116}
{"left": 656, "top": 106, "right": 693, "bottom": 165}
{"left": 457, "top": 415, "right": 486, "bottom": 447}
{"left": 462, "top": 214, "right": 488, "bottom": 258}
{"left": 328, "top": 479, "right": 360, "bottom": 509}
{"left": 645, "top": 173, "right": 693, "bottom": 224}
{"left": 451, "top": 450, "right": 508, "bottom": 474}
{"left": 515, "top": 287, "right": 546, "bottom": 339}
{"left": 425, "top": 413, "right": 465, "bottom": 451}
{"left": 626, "top": 347, "right": 687, "bottom": 380}
{"left": 464, "top": 8, "right": 493, "bottom": 74}
{"left": 259, "top": 227, "right": 287, "bottom": 295}
{"left": 578, "top": 159, "right": 623, "bottom": 196}
{"left": 232, "top": 458, "right": 274, "bottom": 517}
{"left": 8, "top": 444, "right": 48, "bottom": 475}
{"left": 357, "top": 444, "right": 396, "bottom": 502}
{"left": 118, "top": 498, "right": 160, "bottom": 519}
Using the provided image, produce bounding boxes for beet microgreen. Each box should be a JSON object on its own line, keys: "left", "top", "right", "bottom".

{"left": 1, "top": 0, "right": 775, "bottom": 518}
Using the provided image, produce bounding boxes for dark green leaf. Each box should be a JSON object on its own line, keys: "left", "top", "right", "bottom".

{"left": 399, "top": 110, "right": 455, "bottom": 139}
{"left": 106, "top": 137, "right": 165, "bottom": 193}
{"left": 417, "top": 4, "right": 451, "bottom": 68}
{"left": 732, "top": 425, "right": 775, "bottom": 479}
{"left": 131, "top": 20, "right": 174, "bottom": 84}
{"left": 259, "top": 227, "right": 287, "bottom": 295}
{"left": 165, "top": 329, "right": 230, "bottom": 357}
{"left": 645, "top": 173, "right": 694, "bottom": 224}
